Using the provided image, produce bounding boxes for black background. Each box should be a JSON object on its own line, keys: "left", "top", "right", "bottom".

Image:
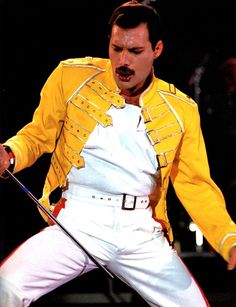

{"left": 0, "top": 0, "right": 236, "bottom": 305}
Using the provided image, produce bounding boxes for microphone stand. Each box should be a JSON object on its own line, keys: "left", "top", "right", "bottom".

{"left": 4, "top": 169, "right": 114, "bottom": 279}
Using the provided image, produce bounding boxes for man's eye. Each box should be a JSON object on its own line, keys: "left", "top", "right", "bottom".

{"left": 132, "top": 49, "right": 142, "bottom": 54}
{"left": 113, "top": 46, "right": 122, "bottom": 52}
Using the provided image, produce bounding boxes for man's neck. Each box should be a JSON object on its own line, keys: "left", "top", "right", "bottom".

{"left": 120, "top": 92, "right": 142, "bottom": 106}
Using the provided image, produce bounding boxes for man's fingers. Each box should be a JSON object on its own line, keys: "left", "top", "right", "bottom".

{"left": 227, "top": 246, "right": 236, "bottom": 270}
{"left": 0, "top": 145, "right": 10, "bottom": 175}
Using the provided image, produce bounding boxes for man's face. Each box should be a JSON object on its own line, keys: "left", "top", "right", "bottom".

{"left": 109, "top": 23, "right": 162, "bottom": 94}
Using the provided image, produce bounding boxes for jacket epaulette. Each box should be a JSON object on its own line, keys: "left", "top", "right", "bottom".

{"left": 61, "top": 57, "right": 107, "bottom": 69}
{"left": 159, "top": 82, "right": 196, "bottom": 108}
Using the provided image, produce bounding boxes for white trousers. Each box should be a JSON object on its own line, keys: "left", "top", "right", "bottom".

{"left": 0, "top": 188, "right": 209, "bottom": 307}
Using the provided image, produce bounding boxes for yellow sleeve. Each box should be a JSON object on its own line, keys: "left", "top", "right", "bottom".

{"left": 171, "top": 105, "right": 236, "bottom": 261}
{"left": 5, "top": 63, "right": 66, "bottom": 173}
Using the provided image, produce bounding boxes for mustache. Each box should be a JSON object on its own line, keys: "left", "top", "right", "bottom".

{"left": 115, "top": 66, "right": 134, "bottom": 76}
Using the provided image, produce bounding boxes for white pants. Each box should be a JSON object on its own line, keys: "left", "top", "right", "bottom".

{"left": 0, "top": 188, "right": 209, "bottom": 307}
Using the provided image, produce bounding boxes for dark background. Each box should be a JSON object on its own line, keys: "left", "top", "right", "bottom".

{"left": 0, "top": 0, "right": 236, "bottom": 306}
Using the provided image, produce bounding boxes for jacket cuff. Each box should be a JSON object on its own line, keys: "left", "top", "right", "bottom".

{"left": 219, "top": 232, "right": 236, "bottom": 261}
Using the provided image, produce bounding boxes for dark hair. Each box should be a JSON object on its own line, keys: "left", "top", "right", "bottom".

{"left": 108, "top": 1, "right": 162, "bottom": 50}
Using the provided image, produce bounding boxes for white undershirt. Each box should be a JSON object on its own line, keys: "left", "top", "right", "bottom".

{"left": 67, "top": 104, "right": 159, "bottom": 196}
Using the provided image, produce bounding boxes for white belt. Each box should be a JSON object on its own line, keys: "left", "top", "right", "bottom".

{"left": 63, "top": 186, "right": 150, "bottom": 210}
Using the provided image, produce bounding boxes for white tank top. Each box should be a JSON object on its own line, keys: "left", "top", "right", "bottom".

{"left": 67, "top": 104, "right": 160, "bottom": 196}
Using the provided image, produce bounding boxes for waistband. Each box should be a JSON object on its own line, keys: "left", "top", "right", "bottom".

{"left": 63, "top": 185, "right": 150, "bottom": 210}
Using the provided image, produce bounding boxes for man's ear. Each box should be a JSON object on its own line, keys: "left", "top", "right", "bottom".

{"left": 154, "top": 40, "right": 164, "bottom": 59}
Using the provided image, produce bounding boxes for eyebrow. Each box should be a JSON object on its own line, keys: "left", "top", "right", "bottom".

{"left": 112, "top": 44, "right": 144, "bottom": 51}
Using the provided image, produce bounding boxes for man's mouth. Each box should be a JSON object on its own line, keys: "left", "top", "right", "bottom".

{"left": 116, "top": 66, "right": 134, "bottom": 82}
{"left": 118, "top": 74, "right": 132, "bottom": 82}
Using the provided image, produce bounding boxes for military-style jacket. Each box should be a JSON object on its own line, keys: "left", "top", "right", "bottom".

{"left": 5, "top": 57, "right": 236, "bottom": 261}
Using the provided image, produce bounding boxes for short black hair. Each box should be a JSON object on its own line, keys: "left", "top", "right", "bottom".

{"left": 108, "top": 1, "right": 162, "bottom": 50}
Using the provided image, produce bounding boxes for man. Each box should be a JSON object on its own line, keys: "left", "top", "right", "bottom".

{"left": 0, "top": 1, "right": 236, "bottom": 306}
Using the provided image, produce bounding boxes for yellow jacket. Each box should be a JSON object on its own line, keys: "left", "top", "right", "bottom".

{"left": 5, "top": 57, "right": 236, "bottom": 261}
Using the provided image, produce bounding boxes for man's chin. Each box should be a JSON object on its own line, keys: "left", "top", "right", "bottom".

{"left": 116, "top": 79, "right": 133, "bottom": 90}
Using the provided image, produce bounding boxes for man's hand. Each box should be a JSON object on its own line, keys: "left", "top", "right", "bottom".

{"left": 0, "top": 144, "right": 10, "bottom": 176}
{"left": 227, "top": 246, "right": 236, "bottom": 270}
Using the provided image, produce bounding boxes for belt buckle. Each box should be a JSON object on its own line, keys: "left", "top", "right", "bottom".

{"left": 121, "top": 194, "right": 137, "bottom": 210}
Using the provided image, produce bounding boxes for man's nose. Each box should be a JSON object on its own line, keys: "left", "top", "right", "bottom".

{"left": 119, "top": 50, "right": 131, "bottom": 66}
